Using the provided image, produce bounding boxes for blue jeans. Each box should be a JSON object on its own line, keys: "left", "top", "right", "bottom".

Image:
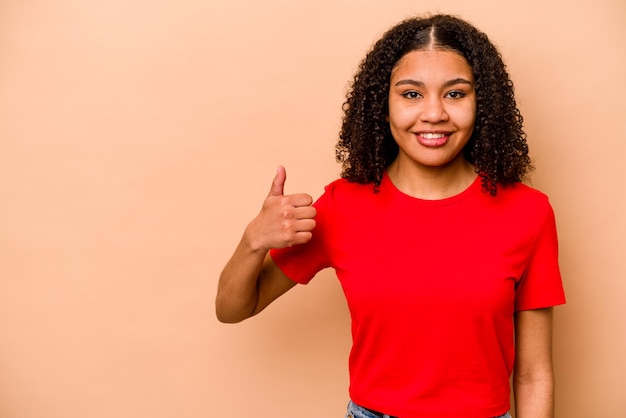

{"left": 345, "top": 400, "right": 512, "bottom": 418}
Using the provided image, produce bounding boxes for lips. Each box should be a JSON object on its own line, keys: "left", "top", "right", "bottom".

{"left": 415, "top": 132, "right": 450, "bottom": 147}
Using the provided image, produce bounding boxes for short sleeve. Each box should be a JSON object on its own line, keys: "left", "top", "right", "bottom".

{"left": 269, "top": 187, "right": 332, "bottom": 284}
{"left": 515, "top": 202, "right": 566, "bottom": 311}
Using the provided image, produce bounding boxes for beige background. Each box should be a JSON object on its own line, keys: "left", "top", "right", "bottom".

{"left": 1, "top": 0, "right": 625, "bottom": 417}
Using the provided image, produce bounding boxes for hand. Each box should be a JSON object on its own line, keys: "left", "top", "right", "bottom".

{"left": 245, "top": 166, "right": 316, "bottom": 252}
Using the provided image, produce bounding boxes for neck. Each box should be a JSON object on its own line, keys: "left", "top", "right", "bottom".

{"left": 386, "top": 157, "right": 477, "bottom": 200}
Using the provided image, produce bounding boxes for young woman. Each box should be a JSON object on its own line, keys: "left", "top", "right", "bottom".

{"left": 216, "top": 14, "right": 565, "bottom": 418}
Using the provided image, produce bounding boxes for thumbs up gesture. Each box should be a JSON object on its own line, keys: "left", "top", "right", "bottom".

{"left": 245, "top": 166, "right": 317, "bottom": 252}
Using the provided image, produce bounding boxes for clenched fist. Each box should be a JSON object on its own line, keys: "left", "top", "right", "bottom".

{"left": 244, "top": 166, "right": 316, "bottom": 252}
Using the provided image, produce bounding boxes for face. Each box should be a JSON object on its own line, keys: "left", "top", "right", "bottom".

{"left": 387, "top": 49, "right": 476, "bottom": 173}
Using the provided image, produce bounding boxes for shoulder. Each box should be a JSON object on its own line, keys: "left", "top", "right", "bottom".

{"left": 319, "top": 178, "right": 375, "bottom": 203}
{"left": 495, "top": 182, "right": 551, "bottom": 208}
{"left": 491, "top": 182, "right": 555, "bottom": 225}
{"left": 311, "top": 178, "right": 377, "bottom": 220}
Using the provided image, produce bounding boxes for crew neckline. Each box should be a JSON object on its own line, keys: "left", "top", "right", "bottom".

{"left": 382, "top": 171, "right": 482, "bottom": 206}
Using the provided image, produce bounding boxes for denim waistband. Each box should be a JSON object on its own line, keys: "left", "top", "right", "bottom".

{"left": 345, "top": 400, "right": 512, "bottom": 418}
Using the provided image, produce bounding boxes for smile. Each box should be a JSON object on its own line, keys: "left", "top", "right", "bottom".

{"left": 415, "top": 132, "right": 450, "bottom": 147}
{"left": 420, "top": 132, "right": 447, "bottom": 139}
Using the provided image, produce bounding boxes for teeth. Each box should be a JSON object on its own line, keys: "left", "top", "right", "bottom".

{"left": 421, "top": 133, "right": 446, "bottom": 139}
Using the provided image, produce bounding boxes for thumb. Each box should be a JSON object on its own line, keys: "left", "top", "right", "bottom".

{"left": 268, "top": 165, "right": 286, "bottom": 196}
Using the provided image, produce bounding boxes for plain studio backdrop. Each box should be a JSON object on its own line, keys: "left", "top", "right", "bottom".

{"left": 0, "top": 0, "right": 625, "bottom": 417}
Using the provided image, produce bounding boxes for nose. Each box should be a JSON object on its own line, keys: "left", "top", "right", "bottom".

{"left": 419, "top": 96, "right": 448, "bottom": 123}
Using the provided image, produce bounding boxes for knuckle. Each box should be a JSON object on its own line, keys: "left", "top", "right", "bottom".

{"left": 281, "top": 233, "right": 292, "bottom": 243}
{"left": 280, "top": 219, "right": 292, "bottom": 231}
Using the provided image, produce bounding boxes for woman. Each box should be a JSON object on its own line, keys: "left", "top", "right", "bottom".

{"left": 216, "top": 14, "right": 565, "bottom": 418}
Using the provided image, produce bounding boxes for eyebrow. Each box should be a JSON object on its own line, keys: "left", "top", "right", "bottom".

{"left": 394, "top": 78, "right": 474, "bottom": 88}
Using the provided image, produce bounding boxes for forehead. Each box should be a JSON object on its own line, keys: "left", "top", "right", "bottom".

{"left": 391, "top": 49, "right": 473, "bottom": 81}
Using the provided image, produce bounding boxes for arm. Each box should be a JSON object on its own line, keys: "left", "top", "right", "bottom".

{"left": 215, "top": 166, "right": 316, "bottom": 323}
{"left": 513, "top": 308, "right": 555, "bottom": 418}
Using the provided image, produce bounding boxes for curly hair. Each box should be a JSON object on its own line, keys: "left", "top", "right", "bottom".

{"left": 336, "top": 14, "right": 532, "bottom": 195}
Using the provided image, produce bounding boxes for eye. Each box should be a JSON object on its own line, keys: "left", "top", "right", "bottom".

{"left": 401, "top": 91, "right": 421, "bottom": 99}
{"left": 445, "top": 90, "right": 466, "bottom": 99}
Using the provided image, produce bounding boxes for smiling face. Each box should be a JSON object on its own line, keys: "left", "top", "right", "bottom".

{"left": 387, "top": 49, "right": 476, "bottom": 176}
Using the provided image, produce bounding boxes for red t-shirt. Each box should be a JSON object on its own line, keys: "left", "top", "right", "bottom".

{"left": 270, "top": 173, "right": 565, "bottom": 417}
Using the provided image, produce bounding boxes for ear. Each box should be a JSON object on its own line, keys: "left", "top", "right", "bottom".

{"left": 385, "top": 114, "right": 389, "bottom": 122}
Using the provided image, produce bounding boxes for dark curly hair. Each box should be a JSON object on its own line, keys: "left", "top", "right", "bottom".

{"left": 336, "top": 14, "right": 532, "bottom": 195}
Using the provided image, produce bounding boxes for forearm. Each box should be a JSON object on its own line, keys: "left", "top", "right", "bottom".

{"left": 513, "top": 362, "right": 555, "bottom": 418}
{"left": 215, "top": 231, "right": 267, "bottom": 323}
{"left": 215, "top": 166, "right": 314, "bottom": 323}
